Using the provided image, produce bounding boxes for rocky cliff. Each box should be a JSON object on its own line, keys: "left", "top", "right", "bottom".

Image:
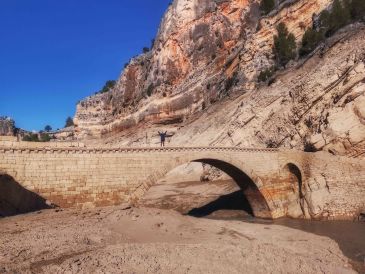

{"left": 74, "top": 0, "right": 365, "bottom": 158}
{"left": 0, "top": 117, "right": 15, "bottom": 136}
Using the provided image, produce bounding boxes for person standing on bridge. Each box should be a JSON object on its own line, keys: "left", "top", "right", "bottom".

{"left": 158, "top": 131, "right": 168, "bottom": 147}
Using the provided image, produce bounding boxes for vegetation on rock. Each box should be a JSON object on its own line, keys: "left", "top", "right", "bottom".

{"left": 300, "top": 0, "right": 365, "bottom": 57}
{"left": 323, "top": 0, "right": 351, "bottom": 37}
{"left": 260, "top": 0, "right": 275, "bottom": 15}
{"left": 0, "top": 116, "right": 16, "bottom": 136}
{"left": 299, "top": 28, "right": 324, "bottom": 57}
{"left": 96, "top": 80, "right": 116, "bottom": 94}
{"left": 65, "top": 117, "right": 74, "bottom": 127}
{"left": 273, "top": 23, "right": 297, "bottom": 68}
{"left": 44, "top": 125, "right": 52, "bottom": 132}
{"left": 23, "top": 132, "right": 52, "bottom": 142}
{"left": 258, "top": 66, "right": 276, "bottom": 83}
{"left": 142, "top": 47, "right": 150, "bottom": 53}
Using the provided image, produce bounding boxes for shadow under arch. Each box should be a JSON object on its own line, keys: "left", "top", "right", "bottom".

{"left": 190, "top": 158, "right": 272, "bottom": 219}
{"left": 0, "top": 173, "right": 52, "bottom": 217}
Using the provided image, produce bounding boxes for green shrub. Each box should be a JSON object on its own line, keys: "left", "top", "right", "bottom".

{"left": 318, "top": 0, "right": 351, "bottom": 37}
{"left": 22, "top": 133, "right": 39, "bottom": 142}
{"left": 40, "top": 132, "right": 51, "bottom": 142}
{"left": 299, "top": 28, "right": 324, "bottom": 56}
{"left": 260, "top": 0, "right": 275, "bottom": 15}
{"left": 99, "top": 80, "right": 116, "bottom": 94}
{"left": 273, "top": 23, "right": 297, "bottom": 68}
{"left": 258, "top": 66, "right": 276, "bottom": 82}
{"left": 328, "top": 0, "right": 351, "bottom": 36}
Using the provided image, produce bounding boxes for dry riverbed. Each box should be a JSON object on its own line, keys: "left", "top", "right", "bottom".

{"left": 0, "top": 205, "right": 357, "bottom": 274}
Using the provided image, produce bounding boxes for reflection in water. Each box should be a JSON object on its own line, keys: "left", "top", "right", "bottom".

{"left": 272, "top": 218, "right": 365, "bottom": 274}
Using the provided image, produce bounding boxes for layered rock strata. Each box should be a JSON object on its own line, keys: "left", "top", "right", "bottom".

{"left": 74, "top": 0, "right": 364, "bottom": 157}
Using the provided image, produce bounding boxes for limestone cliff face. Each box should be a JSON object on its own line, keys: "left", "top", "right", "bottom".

{"left": 171, "top": 25, "right": 365, "bottom": 158}
{"left": 74, "top": 0, "right": 365, "bottom": 157}
{"left": 75, "top": 0, "right": 329, "bottom": 136}
{"left": 0, "top": 117, "right": 15, "bottom": 136}
{"left": 75, "top": 0, "right": 252, "bottom": 138}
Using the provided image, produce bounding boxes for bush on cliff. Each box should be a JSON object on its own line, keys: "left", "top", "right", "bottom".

{"left": 260, "top": 0, "right": 275, "bottom": 15}
{"left": 97, "top": 80, "right": 116, "bottom": 94}
{"left": 300, "top": 0, "right": 364, "bottom": 57}
{"left": 65, "top": 117, "right": 74, "bottom": 127}
{"left": 22, "top": 132, "right": 51, "bottom": 142}
{"left": 23, "top": 134, "right": 39, "bottom": 142}
{"left": 324, "top": 0, "right": 351, "bottom": 36}
{"left": 299, "top": 28, "right": 324, "bottom": 56}
{"left": 40, "top": 132, "right": 51, "bottom": 142}
{"left": 258, "top": 66, "right": 276, "bottom": 82}
{"left": 273, "top": 23, "right": 297, "bottom": 68}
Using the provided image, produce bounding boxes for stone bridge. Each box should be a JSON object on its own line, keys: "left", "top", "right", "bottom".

{"left": 0, "top": 142, "right": 364, "bottom": 220}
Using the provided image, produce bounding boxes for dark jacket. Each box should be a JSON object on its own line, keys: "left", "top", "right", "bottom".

{"left": 158, "top": 131, "right": 167, "bottom": 141}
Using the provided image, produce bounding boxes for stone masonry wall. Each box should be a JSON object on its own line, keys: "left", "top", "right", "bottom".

{"left": 0, "top": 143, "right": 364, "bottom": 220}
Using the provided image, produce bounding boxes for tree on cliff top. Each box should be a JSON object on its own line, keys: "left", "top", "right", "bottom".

{"left": 273, "top": 23, "right": 297, "bottom": 68}
{"left": 97, "top": 80, "right": 116, "bottom": 94}
{"left": 65, "top": 117, "right": 74, "bottom": 128}
{"left": 44, "top": 125, "right": 52, "bottom": 132}
{"left": 260, "top": 0, "right": 275, "bottom": 15}
{"left": 142, "top": 47, "right": 150, "bottom": 53}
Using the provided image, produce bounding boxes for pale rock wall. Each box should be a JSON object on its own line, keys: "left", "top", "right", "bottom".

{"left": 73, "top": 0, "right": 365, "bottom": 157}
{"left": 74, "top": 0, "right": 334, "bottom": 140}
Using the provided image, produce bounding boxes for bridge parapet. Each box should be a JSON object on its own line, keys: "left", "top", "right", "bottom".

{"left": 0, "top": 142, "right": 280, "bottom": 153}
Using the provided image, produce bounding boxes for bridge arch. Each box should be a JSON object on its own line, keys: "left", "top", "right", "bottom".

{"left": 133, "top": 154, "right": 275, "bottom": 219}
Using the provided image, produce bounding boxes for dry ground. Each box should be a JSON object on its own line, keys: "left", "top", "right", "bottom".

{"left": 0, "top": 205, "right": 356, "bottom": 274}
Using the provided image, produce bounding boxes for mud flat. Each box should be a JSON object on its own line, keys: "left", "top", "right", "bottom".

{"left": 0, "top": 205, "right": 357, "bottom": 274}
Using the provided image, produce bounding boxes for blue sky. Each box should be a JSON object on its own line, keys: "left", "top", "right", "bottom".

{"left": 0, "top": 0, "right": 170, "bottom": 131}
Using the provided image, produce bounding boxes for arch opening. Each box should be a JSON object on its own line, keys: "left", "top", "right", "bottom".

{"left": 140, "top": 158, "right": 272, "bottom": 219}
{"left": 287, "top": 163, "right": 303, "bottom": 198}
{"left": 282, "top": 163, "right": 306, "bottom": 218}
{"left": 193, "top": 159, "right": 271, "bottom": 219}
{"left": 0, "top": 173, "right": 52, "bottom": 217}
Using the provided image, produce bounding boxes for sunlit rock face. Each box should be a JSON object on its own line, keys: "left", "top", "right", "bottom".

{"left": 73, "top": 0, "right": 365, "bottom": 158}
{"left": 74, "top": 0, "right": 254, "bottom": 138}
